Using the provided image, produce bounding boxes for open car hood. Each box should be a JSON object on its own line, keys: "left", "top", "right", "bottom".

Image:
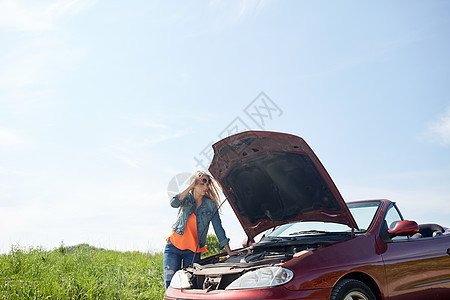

{"left": 209, "top": 131, "right": 358, "bottom": 241}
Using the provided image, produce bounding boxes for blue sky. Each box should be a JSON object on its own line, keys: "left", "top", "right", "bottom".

{"left": 1, "top": 0, "right": 449, "bottom": 253}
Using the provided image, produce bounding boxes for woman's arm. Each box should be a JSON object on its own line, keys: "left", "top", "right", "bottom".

{"left": 170, "top": 179, "right": 197, "bottom": 208}
{"left": 210, "top": 210, "right": 230, "bottom": 248}
{"left": 210, "top": 210, "right": 242, "bottom": 256}
{"left": 179, "top": 180, "right": 196, "bottom": 201}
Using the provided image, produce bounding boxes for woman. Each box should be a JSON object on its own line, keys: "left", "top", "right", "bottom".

{"left": 163, "top": 171, "right": 239, "bottom": 289}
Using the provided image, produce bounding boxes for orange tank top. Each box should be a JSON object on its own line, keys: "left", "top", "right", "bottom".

{"left": 168, "top": 213, "right": 208, "bottom": 253}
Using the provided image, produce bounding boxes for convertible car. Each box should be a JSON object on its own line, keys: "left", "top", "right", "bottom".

{"left": 164, "top": 131, "right": 450, "bottom": 300}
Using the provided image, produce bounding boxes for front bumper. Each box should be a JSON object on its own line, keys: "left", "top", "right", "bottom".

{"left": 164, "top": 285, "right": 331, "bottom": 300}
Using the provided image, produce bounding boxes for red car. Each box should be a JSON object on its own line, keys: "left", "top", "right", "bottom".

{"left": 164, "top": 131, "right": 450, "bottom": 300}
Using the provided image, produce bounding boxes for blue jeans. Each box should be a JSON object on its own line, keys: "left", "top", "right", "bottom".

{"left": 163, "top": 241, "right": 201, "bottom": 289}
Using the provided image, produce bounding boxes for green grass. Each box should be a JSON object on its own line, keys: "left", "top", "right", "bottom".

{"left": 0, "top": 243, "right": 165, "bottom": 299}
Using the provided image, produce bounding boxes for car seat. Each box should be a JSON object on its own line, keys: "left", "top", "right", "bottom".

{"left": 417, "top": 223, "right": 444, "bottom": 238}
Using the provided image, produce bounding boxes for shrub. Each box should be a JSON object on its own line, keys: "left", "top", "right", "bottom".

{"left": 204, "top": 234, "right": 221, "bottom": 257}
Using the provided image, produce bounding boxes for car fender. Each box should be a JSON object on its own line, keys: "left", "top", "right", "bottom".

{"left": 282, "top": 234, "right": 386, "bottom": 297}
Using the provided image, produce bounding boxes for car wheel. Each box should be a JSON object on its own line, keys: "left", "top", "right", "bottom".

{"left": 330, "top": 279, "right": 376, "bottom": 300}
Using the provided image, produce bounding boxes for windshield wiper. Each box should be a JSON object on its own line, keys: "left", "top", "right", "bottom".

{"left": 288, "top": 230, "right": 329, "bottom": 236}
{"left": 260, "top": 236, "right": 297, "bottom": 242}
{"left": 288, "top": 230, "right": 352, "bottom": 236}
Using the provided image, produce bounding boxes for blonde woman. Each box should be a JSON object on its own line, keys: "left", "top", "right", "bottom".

{"left": 163, "top": 171, "right": 239, "bottom": 289}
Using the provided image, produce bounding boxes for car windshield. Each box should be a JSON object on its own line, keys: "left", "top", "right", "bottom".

{"left": 347, "top": 200, "right": 381, "bottom": 231}
{"left": 266, "top": 201, "right": 381, "bottom": 238}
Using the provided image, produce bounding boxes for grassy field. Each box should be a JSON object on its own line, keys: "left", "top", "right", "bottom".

{"left": 0, "top": 243, "right": 165, "bottom": 299}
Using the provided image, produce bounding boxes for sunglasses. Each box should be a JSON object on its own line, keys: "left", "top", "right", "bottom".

{"left": 200, "top": 177, "right": 212, "bottom": 184}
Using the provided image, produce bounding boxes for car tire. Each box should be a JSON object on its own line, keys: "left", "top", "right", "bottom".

{"left": 330, "top": 279, "right": 376, "bottom": 300}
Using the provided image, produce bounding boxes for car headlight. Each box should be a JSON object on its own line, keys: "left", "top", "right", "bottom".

{"left": 169, "top": 270, "right": 192, "bottom": 289}
{"left": 225, "top": 266, "right": 293, "bottom": 290}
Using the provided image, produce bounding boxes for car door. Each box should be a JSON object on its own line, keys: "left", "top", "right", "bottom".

{"left": 381, "top": 204, "right": 450, "bottom": 299}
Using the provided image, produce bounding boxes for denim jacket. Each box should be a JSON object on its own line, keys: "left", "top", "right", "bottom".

{"left": 170, "top": 193, "right": 230, "bottom": 249}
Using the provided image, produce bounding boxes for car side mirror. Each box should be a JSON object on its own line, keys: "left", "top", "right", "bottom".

{"left": 388, "top": 220, "right": 419, "bottom": 238}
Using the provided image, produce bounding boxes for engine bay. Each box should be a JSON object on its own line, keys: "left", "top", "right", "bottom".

{"left": 181, "top": 239, "right": 333, "bottom": 291}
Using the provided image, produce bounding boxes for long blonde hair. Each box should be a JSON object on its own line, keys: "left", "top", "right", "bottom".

{"left": 190, "top": 170, "right": 221, "bottom": 209}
